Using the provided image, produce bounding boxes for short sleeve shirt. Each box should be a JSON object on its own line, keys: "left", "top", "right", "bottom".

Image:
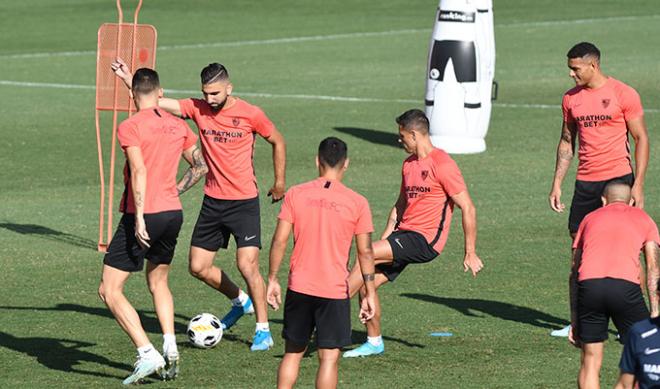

{"left": 278, "top": 178, "right": 373, "bottom": 299}
{"left": 117, "top": 108, "right": 198, "bottom": 214}
{"left": 573, "top": 202, "right": 660, "bottom": 283}
{"left": 397, "top": 148, "right": 467, "bottom": 254}
{"left": 562, "top": 77, "right": 643, "bottom": 181}
{"left": 179, "top": 97, "right": 276, "bottom": 200}
{"left": 620, "top": 318, "right": 660, "bottom": 388}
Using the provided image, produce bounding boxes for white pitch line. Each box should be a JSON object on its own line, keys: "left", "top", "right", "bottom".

{"left": 1, "top": 13, "right": 658, "bottom": 60}
{"left": 0, "top": 80, "right": 658, "bottom": 113}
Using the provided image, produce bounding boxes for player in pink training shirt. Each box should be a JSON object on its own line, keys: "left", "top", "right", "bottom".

{"left": 549, "top": 42, "right": 650, "bottom": 337}
{"left": 343, "top": 109, "right": 484, "bottom": 358}
{"left": 267, "top": 137, "right": 377, "bottom": 389}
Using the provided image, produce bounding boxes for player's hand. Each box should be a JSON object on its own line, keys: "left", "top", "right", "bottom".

{"left": 463, "top": 252, "right": 483, "bottom": 277}
{"left": 568, "top": 325, "right": 581, "bottom": 348}
{"left": 266, "top": 280, "right": 282, "bottom": 310}
{"left": 549, "top": 187, "right": 565, "bottom": 213}
{"left": 359, "top": 294, "right": 376, "bottom": 324}
{"left": 630, "top": 184, "right": 644, "bottom": 209}
{"left": 110, "top": 58, "right": 132, "bottom": 82}
{"left": 267, "top": 181, "right": 286, "bottom": 203}
{"left": 134, "top": 216, "right": 151, "bottom": 249}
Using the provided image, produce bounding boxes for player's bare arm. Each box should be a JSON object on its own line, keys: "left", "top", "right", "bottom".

{"left": 176, "top": 145, "right": 208, "bottom": 195}
{"left": 645, "top": 242, "right": 660, "bottom": 317}
{"left": 355, "top": 233, "right": 376, "bottom": 323}
{"left": 381, "top": 186, "right": 406, "bottom": 239}
{"left": 549, "top": 120, "right": 577, "bottom": 213}
{"left": 568, "top": 248, "right": 581, "bottom": 347}
{"left": 627, "top": 116, "right": 649, "bottom": 208}
{"left": 451, "top": 190, "right": 483, "bottom": 277}
{"left": 262, "top": 128, "right": 286, "bottom": 202}
{"left": 266, "top": 219, "right": 293, "bottom": 310}
{"left": 614, "top": 373, "right": 635, "bottom": 389}
{"left": 125, "top": 146, "right": 150, "bottom": 248}
{"left": 110, "top": 58, "right": 182, "bottom": 116}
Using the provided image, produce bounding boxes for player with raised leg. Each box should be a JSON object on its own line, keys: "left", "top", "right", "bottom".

{"left": 343, "top": 109, "right": 483, "bottom": 358}
{"left": 98, "top": 68, "right": 206, "bottom": 384}
{"left": 112, "top": 59, "right": 286, "bottom": 351}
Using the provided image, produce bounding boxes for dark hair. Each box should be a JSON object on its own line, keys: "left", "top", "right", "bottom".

{"left": 131, "top": 68, "right": 160, "bottom": 96}
{"left": 396, "top": 109, "right": 429, "bottom": 133}
{"left": 318, "top": 137, "right": 347, "bottom": 168}
{"left": 201, "top": 63, "right": 229, "bottom": 85}
{"left": 567, "top": 42, "right": 600, "bottom": 61}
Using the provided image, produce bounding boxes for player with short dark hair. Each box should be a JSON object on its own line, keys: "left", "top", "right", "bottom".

{"left": 549, "top": 41, "right": 649, "bottom": 337}
{"left": 568, "top": 182, "right": 659, "bottom": 388}
{"left": 98, "top": 68, "right": 206, "bottom": 384}
{"left": 342, "top": 108, "right": 483, "bottom": 358}
{"left": 267, "top": 137, "right": 377, "bottom": 389}
{"left": 112, "top": 58, "right": 286, "bottom": 351}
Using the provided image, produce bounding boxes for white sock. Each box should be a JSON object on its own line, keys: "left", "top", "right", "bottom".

{"left": 231, "top": 290, "right": 249, "bottom": 307}
{"left": 255, "top": 322, "right": 270, "bottom": 332}
{"left": 367, "top": 336, "right": 383, "bottom": 347}
{"left": 137, "top": 344, "right": 157, "bottom": 358}
{"left": 163, "top": 333, "right": 177, "bottom": 354}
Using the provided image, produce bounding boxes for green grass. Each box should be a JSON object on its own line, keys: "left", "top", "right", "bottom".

{"left": 1, "top": 0, "right": 659, "bottom": 387}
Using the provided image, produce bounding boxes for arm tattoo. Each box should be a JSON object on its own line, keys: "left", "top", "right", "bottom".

{"left": 134, "top": 190, "right": 144, "bottom": 208}
{"left": 177, "top": 149, "right": 208, "bottom": 195}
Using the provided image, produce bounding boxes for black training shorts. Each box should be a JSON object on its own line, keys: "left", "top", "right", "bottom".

{"left": 191, "top": 195, "right": 261, "bottom": 251}
{"left": 103, "top": 210, "right": 183, "bottom": 272}
{"left": 577, "top": 277, "right": 649, "bottom": 344}
{"left": 376, "top": 230, "right": 439, "bottom": 282}
{"left": 282, "top": 289, "right": 352, "bottom": 349}
{"left": 569, "top": 173, "right": 634, "bottom": 233}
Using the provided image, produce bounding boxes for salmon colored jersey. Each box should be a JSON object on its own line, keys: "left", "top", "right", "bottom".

{"left": 397, "top": 148, "right": 467, "bottom": 254}
{"left": 178, "top": 97, "right": 275, "bottom": 200}
{"left": 117, "top": 108, "right": 198, "bottom": 214}
{"left": 278, "top": 178, "right": 373, "bottom": 299}
{"left": 562, "top": 77, "right": 644, "bottom": 182}
{"left": 573, "top": 202, "right": 660, "bottom": 284}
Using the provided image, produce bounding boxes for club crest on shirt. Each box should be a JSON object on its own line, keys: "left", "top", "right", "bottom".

{"left": 232, "top": 118, "right": 240, "bottom": 127}
{"left": 601, "top": 99, "right": 610, "bottom": 109}
{"left": 421, "top": 170, "right": 429, "bottom": 180}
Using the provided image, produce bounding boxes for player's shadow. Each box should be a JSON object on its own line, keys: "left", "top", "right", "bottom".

{"left": 0, "top": 331, "right": 131, "bottom": 379}
{"left": 0, "top": 303, "right": 189, "bottom": 335}
{"left": 0, "top": 222, "right": 96, "bottom": 250}
{"left": 401, "top": 294, "right": 568, "bottom": 330}
{"left": 333, "top": 127, "right": 401, "bottom": 148}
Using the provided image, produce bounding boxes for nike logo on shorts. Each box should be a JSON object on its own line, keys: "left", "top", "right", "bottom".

{"left": 394, "top": 238, "right": 403, "bottom": 249}
{"left": 245, "top": 235, "right": 257, "bottom": 241}
{"left": 645, "top": 347, "right": 660, "bottom": 355}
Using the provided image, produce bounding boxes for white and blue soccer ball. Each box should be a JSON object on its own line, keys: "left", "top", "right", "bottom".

{"left": 187, "top": 313, "right": 223, "bottom": 349}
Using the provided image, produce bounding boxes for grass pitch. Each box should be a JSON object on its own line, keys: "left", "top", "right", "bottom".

{"left": 1, "top": 1, "right": 659, "bottom": 387}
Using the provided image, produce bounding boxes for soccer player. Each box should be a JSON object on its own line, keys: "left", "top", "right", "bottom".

{"left": 342, "top": 109, "right": 483, "bottom": 358}
{"left": 112, "top": 59, "right": 286, "bottom": 350}
{"left": 97, "top": 68, "right": 206, "bottom": 384}
{"left": 266, "top": 137, "right": 377, "bottom": 389}
{"left": 568, "top": 182, "right": 659, "bottom": 389}
{"left": 615, "top": 282, "right": 660, "bottom": 389}
{"left": 549, "top": 42, "right": 649, "bottom": 337}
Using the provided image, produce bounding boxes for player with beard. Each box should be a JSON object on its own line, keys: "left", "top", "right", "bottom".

{"left": 112, "top": 59, "right": 286, "bottom": 351}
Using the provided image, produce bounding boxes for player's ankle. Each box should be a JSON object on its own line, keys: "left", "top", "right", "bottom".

{"left": 367, "top": 335, "right": 383, "bottom": 347}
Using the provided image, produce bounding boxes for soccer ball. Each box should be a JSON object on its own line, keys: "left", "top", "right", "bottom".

{"left": 187, "top": 313, "right": 223, "bottom": 348}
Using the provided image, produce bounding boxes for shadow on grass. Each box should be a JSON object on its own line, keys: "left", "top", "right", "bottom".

{"left": 333, "top": 127, "right": 401, "bottom": 148}
{"left": 0, "top": 222, "right": 96, "bottom": 250}
{"left": 0, "top": 331, "right": 131, "bottom": 379}
{"left": 400, "top": 293, "right": 568, "bottom": 330}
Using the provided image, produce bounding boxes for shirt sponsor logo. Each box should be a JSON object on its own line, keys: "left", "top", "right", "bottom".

{"left": 644, "top": 364, "right": 660, "bottom": 373}
{"left": 201, "top": 128, "right": 244, "bottom": 143}
{"left": 306, "top": 198, "right": 344, "bottom": 213}
{"left": 645, "top": 347, "right": 660, "bottom": 355}
{"left": 574, "top": 114, "right": 613, "bottom": 128}
{"left": 642, "top": 328, "right": 658, "bottom": 338}
{"left": 405, "top": 185, "right": 431, "bottom": 199}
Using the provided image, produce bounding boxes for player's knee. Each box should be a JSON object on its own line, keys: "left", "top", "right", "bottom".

{"left": 100, "top": 284, "right": 120, "bottom": 306}
{"left": 238, "top": 260, "right": 260, "bottom": 280}
{"left": 147, "top": 278, "right": 168, "bottom": 295}
{"left": 189, "top": 260, "right": 209, "bottom": 279}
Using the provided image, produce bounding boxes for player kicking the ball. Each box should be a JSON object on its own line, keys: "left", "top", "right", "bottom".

{"left": 98, "top": 68, "right": 206, "bottom": 384}
{"left": 343, "top": 109, "right": 484, "bottom": 358}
